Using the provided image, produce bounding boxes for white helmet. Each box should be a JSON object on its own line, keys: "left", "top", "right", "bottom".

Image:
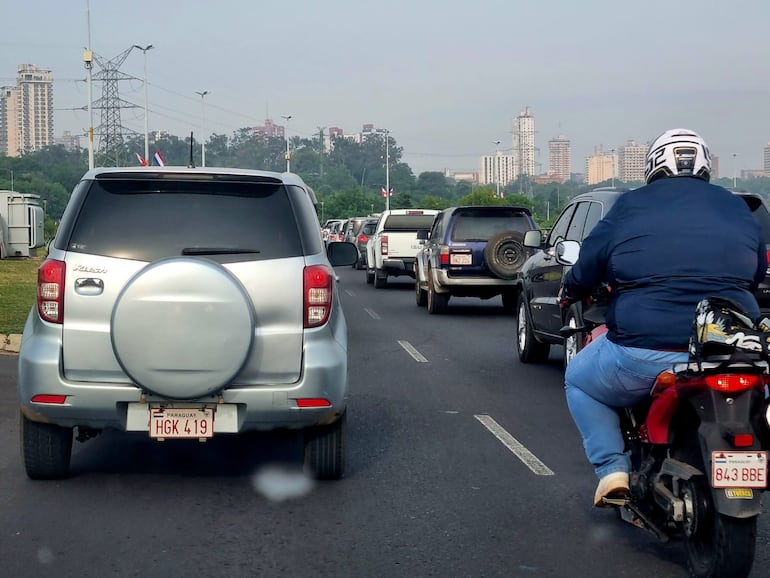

{"left": 644, "top": 128, "right": 712, "bottom": 184}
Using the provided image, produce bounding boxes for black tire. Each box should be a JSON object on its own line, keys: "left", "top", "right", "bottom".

{"left": 485, "top": 231, "right": 528, "bottom": 280}
{"left": 426, "top": 269, "right": 448, "bottom": 314}
{"left": 563, "top": 304, "right": 585, "bottom": 371}
{"left": 415, "top": 276, "right": 427, "bottom": 307}
{"left": 366, "top": 267, "right": 374, "bottom": 284}
{"left": 374, "top": 269, "right": 387, "bottom": 289}
{"left": 515, "top": 293, "right": 550, "bottom": 363}
{"left": 304, "top": 412, "right": 346, "bottom": 480}
{"left": 21, "top": 414, "right": 73, "bottom": 480}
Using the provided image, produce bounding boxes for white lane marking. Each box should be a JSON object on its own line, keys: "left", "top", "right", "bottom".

{"left": 364, "top": 308, "right": 381, "bottom": 319}
{"left": 398, "top": 340, "right": 428, "bottom": 363}
{"left": 474, "top": 414, "right": 554, "bottom": 476}
{"left": 345, "top": 289, "right": 355, "bottom": 297}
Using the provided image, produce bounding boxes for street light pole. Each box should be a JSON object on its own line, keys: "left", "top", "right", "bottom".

{"left": 492, "top": 140, "right": 501, "bottom": 197}
{"left": 195, "top": 90, "right": 209, "bottom": 166}
{"left": 281, "top": 115, "right": 292, "bottom": 172}
{"left": 85, "top": 0, "right": 94, "bottom": 170}
{"left": 2, "top": 168, "right": 12, "bottom": 192}
{"left": 733, "top": 153, "right": 738, "bottom": 189}
{"left": 133, "top": 44, "right": 153, "bottom": 164}
{"left": 610, "top": 148, "right": 616, "bottom": 188}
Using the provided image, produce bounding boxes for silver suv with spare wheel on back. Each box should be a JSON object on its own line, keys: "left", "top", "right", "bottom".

{"left": 17, "top": 166, "right": 358, "bottom": 480}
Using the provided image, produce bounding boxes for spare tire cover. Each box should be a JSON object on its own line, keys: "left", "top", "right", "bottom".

{"left": 111, "top": 257, "right": 254, "bottom": 399}
{"left": 484, "top": 230, "right": 527, "bottom": 280}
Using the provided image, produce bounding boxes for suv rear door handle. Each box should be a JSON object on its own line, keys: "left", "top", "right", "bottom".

{"left": 75, "top": 277, "right": 105, "bottom": 295}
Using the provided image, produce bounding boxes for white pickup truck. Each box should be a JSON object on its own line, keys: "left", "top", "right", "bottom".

{"left": 365, "top": 208, "right": 439, "bottom": 288}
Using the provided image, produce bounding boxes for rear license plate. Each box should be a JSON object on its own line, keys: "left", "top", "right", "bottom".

{"left": 150, "top": 407, "right": 214, "bottom": 439}
{"left": 450, "top": 253, "right": 472, "bottom": 265}
{"left": 712, "top": 451, "right": 768, "bottom": 488}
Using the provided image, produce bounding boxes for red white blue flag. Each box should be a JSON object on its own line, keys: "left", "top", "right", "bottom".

{"left": 152, "top": 150, "right": 165, "bottom": 167}
{"left": 135, "top": 152, "right": 148, "bottom": 166}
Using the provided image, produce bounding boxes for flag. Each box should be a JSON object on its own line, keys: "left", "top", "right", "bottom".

{"left": 381, "top": 186, "right": 388, "bottom": 198}
{"left": 389, "top": 187, "right": 394, "bottom": 197}
{"left": 152, "top": 150, "right": 165, "bottom": 167}
{"left": 135, "top": 152, "right": 148, "bottom": 166}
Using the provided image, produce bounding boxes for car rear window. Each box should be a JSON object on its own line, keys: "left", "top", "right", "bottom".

{"left": 63, "top": 179, "right": 304, "bottom": 262}
{"left": 382, "top": 214, "right": 436, "bottom": 231}
{"left": 362, "top": 222, "right": 377, "bottom": 235}
{"left": 743, "top": 196, "right": 770, "bottom": 244}
{"left": 451, "top": 209, "right": 533, "bottom": 241}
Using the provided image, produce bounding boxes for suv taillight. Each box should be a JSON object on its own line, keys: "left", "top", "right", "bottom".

{"left": 439, "top": 245, "right": 449, "bottom": 265}
{"left": 381, "top": 235, "right": 388, "bottom": 256}
{"left": 304, "top": 265, "right": 333, "bottom": 328}
{"left": 37, "top": 258, "right": 65, "bottom": 324}
{"left": 358, "top": 233, "right": 368, "bottom": 244}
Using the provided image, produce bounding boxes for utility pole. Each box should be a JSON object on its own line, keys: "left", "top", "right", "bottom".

{"left": 281, "top": 115, "right": 292, "bottom": 172}
{"left": 492, "top": 140, "right": 501, "bottom": 197}
{"left": 195, "top": 90, "right": 209, "bottom": 167}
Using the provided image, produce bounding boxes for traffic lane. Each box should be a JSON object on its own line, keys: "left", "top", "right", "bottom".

{"left": 0, "top": 353, "right": 683, "bottom": 578}
{"left": 340, "top": 282, "right": 693, "bottom": 576}
{"left": 338, "top": 270, "right": 770, "bottom": 576}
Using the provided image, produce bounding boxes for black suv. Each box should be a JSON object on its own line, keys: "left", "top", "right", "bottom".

{"left": 514, "top": 187, "right": 770, "bottom": 366}
{"left": 414, "top": 205, "right": 537, "bottom": 313}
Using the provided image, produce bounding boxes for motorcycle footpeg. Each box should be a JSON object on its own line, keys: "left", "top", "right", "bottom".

{"left": 601, "top": 496, "right": 629, "bottom": 507}
{"left": 614, "top": 500, "right": 670, "bottom": 543}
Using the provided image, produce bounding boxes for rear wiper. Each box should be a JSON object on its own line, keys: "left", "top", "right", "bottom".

{"left": 181, "top": 247, "right": 261, "bottom": 255}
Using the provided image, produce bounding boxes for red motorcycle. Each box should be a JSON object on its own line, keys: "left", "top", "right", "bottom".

{"left": 556, "top": 240, "right": 770, "bottom": 578}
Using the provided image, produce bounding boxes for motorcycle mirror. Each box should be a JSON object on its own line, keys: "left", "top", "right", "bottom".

{"left": 555, "top": 240, "right": 581, "bottom": 265}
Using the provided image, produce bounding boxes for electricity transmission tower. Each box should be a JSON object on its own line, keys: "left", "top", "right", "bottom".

{"left": 91, "top": 46, "right": 141, "bottom": 166}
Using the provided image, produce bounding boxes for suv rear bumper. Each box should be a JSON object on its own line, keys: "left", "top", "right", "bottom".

{"left": 18, "top": 322, "right": 348, "bottom": 433}
{"left": 433, "top": 268, "right": 517, "bottom": 291}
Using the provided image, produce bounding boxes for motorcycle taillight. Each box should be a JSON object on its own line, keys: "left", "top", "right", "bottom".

{"left": 704, "top": 374, "right": 762, "bottom": 393}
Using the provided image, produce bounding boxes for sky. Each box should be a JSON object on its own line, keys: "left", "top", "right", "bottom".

{"left": 2, "top": 0, "right": 770, "bottom": 178}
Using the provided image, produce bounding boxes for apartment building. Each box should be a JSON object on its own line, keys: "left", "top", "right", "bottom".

{"left": 0, "top": 64, "right": 54, "bottom": 156}
{"left": 618, "top": 140, "right": 648, "bottom": 183}
{"left": 513, "top": 106, "right": 535, "bottom": 177}
{"left": 585, "top": 149, "right": 616, "bottom": 185}
{"left": 547, "top": 135, "right": 571, "bottom": 182}
{"left": 764, "top": 143, "right": 770, "bottom": 173}
{"left": 479, "top": 152, "right": 515, "bottom": 190}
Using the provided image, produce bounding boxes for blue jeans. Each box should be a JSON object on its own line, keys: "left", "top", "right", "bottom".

{"left": 564, "top": 333, "right": 689, "bottom": 479}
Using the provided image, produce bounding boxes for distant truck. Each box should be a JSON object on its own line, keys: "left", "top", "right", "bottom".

{"left": 365, "top": 208, "right": 439, "bottom": 288}
{"left": 0, "top": 190, "right": 46, "bottom": 258}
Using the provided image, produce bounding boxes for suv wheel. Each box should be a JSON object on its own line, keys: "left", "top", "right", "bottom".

{"left": 415, "top": 277, "right": 427, "bottom": 306}
{"left": 485, "top": 231, "right": 527, "bottom": 280}
{"left": 304, "top": 412, "right": 346, "bottom": 480}
{"left": 563, "top": 305, "right": 585, "bottom": 370}
{"left": 21, "top": 415, "right": 73, "bottom": 480}
{"left": 516, "top": 293, "right": 550, "bottom": 363}
{"left": 366, "top": 266, "right": 374, "bottom": 284}
{"left": 427, "top": 270, "right": 448, "bottom": 314}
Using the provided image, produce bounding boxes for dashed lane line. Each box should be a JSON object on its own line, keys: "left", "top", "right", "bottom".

{"left": 397, "top": 340, "right": 428, "bottom": 363}
{"left": 474, "top": 414, "right": 555, "bottom": 476}
{"left": 364, "top": 308, "right": 381, "bottom": 319}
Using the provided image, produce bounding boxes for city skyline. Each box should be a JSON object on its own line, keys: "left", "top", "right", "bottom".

{"left": 1, "top": 1, "right": 769, "bottom": 176}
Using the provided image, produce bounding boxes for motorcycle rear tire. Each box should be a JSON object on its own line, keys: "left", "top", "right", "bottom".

{"left": 684, "top": 508, "right": 756, "bottom": 578}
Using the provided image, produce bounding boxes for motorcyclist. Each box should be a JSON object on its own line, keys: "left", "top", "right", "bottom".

{"left": 562, "top": 128, "right": 767, "bottom": 507}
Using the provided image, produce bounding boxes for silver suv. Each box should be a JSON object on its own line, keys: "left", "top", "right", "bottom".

{"left": 17, "top": 167, "right": 358, "bottom": 480}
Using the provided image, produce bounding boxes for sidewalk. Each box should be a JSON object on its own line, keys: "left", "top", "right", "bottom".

{"left": 0, "top": 334, "right": 21, "bottom": 354}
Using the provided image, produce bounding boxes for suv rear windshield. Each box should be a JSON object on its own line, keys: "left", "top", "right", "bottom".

{"left": 451, "top": 209, "right": 533, "bottom": 241}
{"left": 382, "top": 214, "right": 436, "bottom": 231}
{"left": 62, "top": 179, "right": 304, "bottom": 262}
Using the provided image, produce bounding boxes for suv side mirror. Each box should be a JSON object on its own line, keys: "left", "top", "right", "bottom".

{"left": 523, "top": 230, "right": 542, "bottom": 248}
{"left": 555, "top": 240, "right": 581, "bottom": 266}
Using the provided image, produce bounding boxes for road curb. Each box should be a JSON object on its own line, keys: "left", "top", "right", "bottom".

{"left": 0, "top": 334, "right": 21, "bottom": 354}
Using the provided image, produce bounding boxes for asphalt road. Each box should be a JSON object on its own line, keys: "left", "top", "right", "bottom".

{"left": 0, "top": 266, "right": 768, "bottom": 577}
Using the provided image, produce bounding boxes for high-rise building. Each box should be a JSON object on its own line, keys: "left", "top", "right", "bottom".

{"left": 513, "top": 106, "right": 535, "bottom": 177}
{"left": 0, "top": 64, "right": 54, "bottom": 156}
{"left": 618, "top": 140, "right": 649, "bottom": 183}
{"left": 479, "top": 152, "right": 515, "bottom": 192}
{"left": 585, "top": 148, "right": 615, "bottom": 185}
{"left": 547, "top": 135, "right": 571, "bottom": 182}
{"left": 764, "top": 143, "right": 770, "bottom": 173}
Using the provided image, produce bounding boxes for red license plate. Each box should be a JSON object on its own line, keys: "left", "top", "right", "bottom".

{"left": 150, "top": 407, "right": 214, "bottom": 439}
{"left": 712, "top": 451, "right": 768, "bottom": 488}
